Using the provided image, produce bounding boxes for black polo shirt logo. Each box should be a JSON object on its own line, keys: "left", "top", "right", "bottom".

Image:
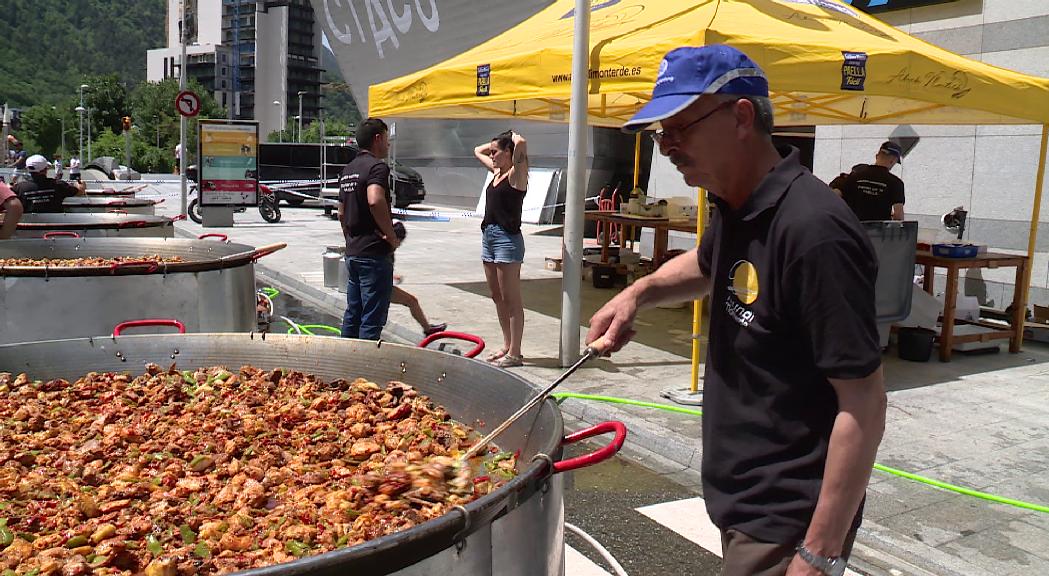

{"left": 726, "top": 260, "right": 759, "bottom": 327}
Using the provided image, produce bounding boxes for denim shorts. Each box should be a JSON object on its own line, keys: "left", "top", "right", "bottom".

{"left": 481, "top": 224, "right": 525, "bottom": 263}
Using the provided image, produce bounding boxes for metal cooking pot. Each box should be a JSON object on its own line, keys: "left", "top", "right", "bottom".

{"left": 14, "top": 213, "right": 175, "bottom": 238}
{"left": 0, "top": 334, "right": 626, "bottom": 575}
{"left": 0, "top": 238, "right": 280, "bottom": 344}
{"left": 63, "top": 196, "right": 161, "bottom": 215}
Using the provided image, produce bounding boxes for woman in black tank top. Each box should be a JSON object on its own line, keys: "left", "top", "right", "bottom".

{"left": 473, "top": 131, "right": 529, "bottom": 368}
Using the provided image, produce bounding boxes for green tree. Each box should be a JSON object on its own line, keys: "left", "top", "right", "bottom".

{"left": 0, "top": 0, "right": 165, "bottom": 108}
{"left": 320, "top": 80, "right": 363, "bottom": 127}
{"left": 300, "top": 119, "right": 355, "bottom": 144}
{"left": 126, "top": 77, "right": 224, "bottom": 165}
{"left": 15, "top": 100, "right": 81, "bottom": 159}
{"left": 82, "top": 74, "right": 130, "bottom": 138}
{"left": 88, "top": 128, "right": 171, "bottom": 173}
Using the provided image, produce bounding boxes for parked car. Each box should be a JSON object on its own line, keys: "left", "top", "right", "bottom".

{"left": 389, "top": 160, "right": 426, "bottom": 208}
{"left": 113, "top": 165, "right": 141, "bottom": 181}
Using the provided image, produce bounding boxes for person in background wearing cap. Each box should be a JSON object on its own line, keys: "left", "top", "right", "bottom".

{"left": 832, "top": 141, "right": 905, "bottom": 221}
{"left": 587, "top": 45, "right": 885, "bottom": 576}
{"left": 0, "top": 181, "right": 24, "bottom": 239}
{"left": 12, "top": 154, "right": 86, "bottom": 213}
{"left": 6, "top": 140, "right": 27, "bottom": 169}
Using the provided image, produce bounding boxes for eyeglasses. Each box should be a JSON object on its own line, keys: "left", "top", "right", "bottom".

{"left": 651, "top": 100, "right": 737, "bottom": 146}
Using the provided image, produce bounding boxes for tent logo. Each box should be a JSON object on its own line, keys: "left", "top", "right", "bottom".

{"left": 477, "top": 64, "right": 491, "bottom": 97}
{"left": 841, "top": 51, "right": 868, "bottom": 91}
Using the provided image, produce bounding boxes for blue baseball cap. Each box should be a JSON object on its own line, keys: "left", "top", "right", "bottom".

{"left": 879, "top": 141, "right": 904, "bottom": 163}
{"left": 623, "top": 45, "right": 769, "bottom": 133}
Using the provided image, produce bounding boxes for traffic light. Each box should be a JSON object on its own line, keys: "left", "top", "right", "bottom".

{"left": 122, "top": 116, "right": 132, "bottom": 132}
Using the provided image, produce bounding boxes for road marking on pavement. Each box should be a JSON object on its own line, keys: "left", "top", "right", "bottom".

{"left": 637, "top": 497, "right": 723, "bottom": 558}
{"left": 565, "top": 544, "right": 612, "bottom": 576}
{"left": 636, "top": 497, "right": 861, "bottom": 576}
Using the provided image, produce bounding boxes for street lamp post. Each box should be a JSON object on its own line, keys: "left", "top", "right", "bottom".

{"left": 75, "top": 106, "right": 85, "bottom": 161}
{"left": 86, "top": 108, "right": 92, "bottom": 163}
{"left": 297, "top": 91, "right": 306, "bottom": 143}
{"left": 272, "top": 100, "right": 282, "bottom": 142}
{"left": 78, "top": 84, "right": 88, "bottom": 160}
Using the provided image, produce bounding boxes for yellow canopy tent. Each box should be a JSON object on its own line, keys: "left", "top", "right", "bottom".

{"left": 369, "top": 0, "right": 1049, "bottom": 368}
{"left": 370, "top": 0, "right": 1049, "bottom": 126}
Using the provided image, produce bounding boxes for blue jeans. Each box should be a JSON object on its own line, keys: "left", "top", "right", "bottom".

{"left": 341, "top": 255, "right": 394, "bottom": 340}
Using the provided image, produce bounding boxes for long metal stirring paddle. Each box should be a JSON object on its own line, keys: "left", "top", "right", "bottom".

{"left": 460, "top": 335, "right": 611, "bottom": 462}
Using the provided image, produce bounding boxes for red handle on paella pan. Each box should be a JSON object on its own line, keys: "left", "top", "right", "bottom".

{"left": 198, "top": 233, "right": 228, "bottom": 241}
{"left": 42, "top": 231, "right": 81, "bottom": 239}
{"left": 550, "top": 421, "right": 627, "bottom": 474}
{"left": 113, "top": 319, "right": 186, "bottom": 336}
{"left": 417, "top": 331, "right": 485, "bottom": 359}
{"left": 109, "top": 260, "right": 160, "bottom": 274}
{"left": 171, "top": 214, "right": 187, "bottom": 221}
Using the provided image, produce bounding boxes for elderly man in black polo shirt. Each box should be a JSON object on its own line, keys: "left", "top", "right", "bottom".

{"left": 588, "top": 45, "right": 886, "bottom": 576}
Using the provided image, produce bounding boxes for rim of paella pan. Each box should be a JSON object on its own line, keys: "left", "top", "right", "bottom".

{"left": 0, "top": 237, "right": 277, "bottom": 277}
{"left": 63, "top": 197, "right": 160, "bottom": 207}
{"left": 15, "top": 213, "right": 174, "bottom": 230}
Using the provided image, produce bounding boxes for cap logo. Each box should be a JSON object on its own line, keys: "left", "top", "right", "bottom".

{"left": 655, "top": 58, "right": 674, "bottom": 88}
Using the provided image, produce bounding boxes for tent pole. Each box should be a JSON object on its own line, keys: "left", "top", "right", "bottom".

{"left": 1021, "top": 124, "right": 1049, "bottom": 349}
{"left": 690, "top": 189, "right": 707, "bottom": 393}
{"left": 559, "top": 0, "right": 591, "bottom": 367}
{"left": 665, "top": 188, "right": 707, "bottom": 406}
{"left": 633, "top": 132, "right": 641, "bottom": 188}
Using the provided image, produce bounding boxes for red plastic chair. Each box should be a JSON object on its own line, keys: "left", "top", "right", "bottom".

{"left": 598, "top": 185, "right": 621, "bottom": 246}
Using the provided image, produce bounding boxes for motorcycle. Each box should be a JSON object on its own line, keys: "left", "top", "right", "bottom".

{"left": 185, "top": 165, "right": 281, "bottom": 224}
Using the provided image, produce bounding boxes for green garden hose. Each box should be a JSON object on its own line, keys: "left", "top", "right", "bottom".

{"left": 552, "top": 392, "right": 1049, "bottom": 515}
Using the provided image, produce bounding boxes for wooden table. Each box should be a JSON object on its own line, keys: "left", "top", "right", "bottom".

{"left": 916, "top": 250, "right": 1028, "bottom": 361}
{"left": 584, "top": 210, "right": 698, "bottom": 265}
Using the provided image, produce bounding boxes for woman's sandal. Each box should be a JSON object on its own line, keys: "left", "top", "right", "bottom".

{"left": 492, "top": 354, "right": 524, "bottom": 368}
{"left": 485, "top": 348, "right": 509, "bottom": 363}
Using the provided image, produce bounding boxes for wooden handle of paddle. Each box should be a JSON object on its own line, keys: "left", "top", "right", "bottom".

{"left": 585, "top": 334, "right": 613, "bottom": 356}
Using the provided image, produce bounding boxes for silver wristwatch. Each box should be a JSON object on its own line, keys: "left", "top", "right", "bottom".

{"left": 796, "top": 543, "right": 847, "bottom": 576}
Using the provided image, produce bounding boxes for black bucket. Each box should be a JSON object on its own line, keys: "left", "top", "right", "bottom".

{"left": 593, "top": 265, "right": 617, "bottom": 289}
{"left": 898, "top": 327, "right": 936, "bottom": 362}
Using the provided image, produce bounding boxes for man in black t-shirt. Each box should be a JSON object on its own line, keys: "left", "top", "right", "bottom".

{"left": 337, "top": 118, "right": 400, "bottom": 340}
{"left": 589, "top": 46, "right": 885, "bottom": 576}
{"left": 834, "top": 141, "right": 905, "bottom": 221}
{"left": 13, "top": 154, "right": 86, "bottom": 213}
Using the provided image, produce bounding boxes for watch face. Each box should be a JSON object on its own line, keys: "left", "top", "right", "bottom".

{"left": 828, "top": 559, "right": 847, "bottom": 576}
